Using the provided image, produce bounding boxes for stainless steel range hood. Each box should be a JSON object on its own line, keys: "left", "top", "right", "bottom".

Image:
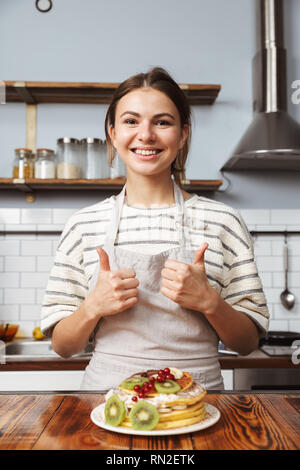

{"left": 221, "top": 0, "right": 300, "bottom": 171}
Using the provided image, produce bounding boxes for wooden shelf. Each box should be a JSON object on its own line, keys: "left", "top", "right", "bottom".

{"left": 2, "top": 80, "right": 222, "bottom": 201}
{"left": 0, "top": 178, "right": 223, "bottom": 192}
{"left": 4, "top": 81, "right": 221, "bottom": 105}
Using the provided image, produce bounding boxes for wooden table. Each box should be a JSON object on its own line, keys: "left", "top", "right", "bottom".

{"left": 0, "top": 392, "right": 299, "bottom": 450}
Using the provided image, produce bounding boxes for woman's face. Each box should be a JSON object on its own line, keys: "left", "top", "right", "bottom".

{"left": 110, "top": 88, "right": 188, "bottom": 178}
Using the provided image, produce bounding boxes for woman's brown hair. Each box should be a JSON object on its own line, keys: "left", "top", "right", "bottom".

{"left": 104, "top": 67, "right": 191, "bottom": 187}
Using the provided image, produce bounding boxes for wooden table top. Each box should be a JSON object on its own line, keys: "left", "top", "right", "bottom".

{"left": 0, "top": 392, "right": 299, "bottom": 450}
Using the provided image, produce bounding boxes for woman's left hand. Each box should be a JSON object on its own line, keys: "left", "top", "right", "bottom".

{"left": 160, "top": 242, "right": 218, "bottom": 314}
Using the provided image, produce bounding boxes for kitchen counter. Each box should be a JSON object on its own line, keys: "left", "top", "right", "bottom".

{"left": 0, "top": 391, "right": 299, "bottom": 450}
{"left": 1, "top": 347, "right": 298, "bottom": 370}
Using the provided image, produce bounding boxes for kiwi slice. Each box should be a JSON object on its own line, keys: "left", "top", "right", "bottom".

{"left": 129, "top": 400, "right": 159, "bottom": 430}
{"left": 104, "top": 395, "right": 126, "bottom": 426}
{"left": 154, "top": 379, "right": 181, "bottom": 394}
{"left": 120, "top": 376, "right": 149, "bottom": 390}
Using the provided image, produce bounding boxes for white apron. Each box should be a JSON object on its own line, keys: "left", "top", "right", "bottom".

{"left": 80, "top": 180, "right": 224, "bottom": 391}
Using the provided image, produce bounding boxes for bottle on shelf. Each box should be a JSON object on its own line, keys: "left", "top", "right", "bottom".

{"left": 56, "top": 137, "right": 81, "bottom": 179}
{"left": 35, "top": 148, "right": 56, "bottom": 179}
{"left": 13, "top": 148, "right": 34, "bottom": 178}
{"left": 110, "top": 150, "right": 126, "bottom": 178}
{"left": 80, "top": 138, "right": 110, "bottom": 179}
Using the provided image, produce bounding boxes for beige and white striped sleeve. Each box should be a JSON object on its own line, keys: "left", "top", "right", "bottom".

{"left": 40, "top": 250, "right": 89, "bottom": 337}
{"left": 220, "top": 211, "right": 269, "bottom": 337}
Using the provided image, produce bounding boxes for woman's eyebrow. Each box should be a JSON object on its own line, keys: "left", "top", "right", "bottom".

{"left": 120, "top": 111, "right": 175, "bottom": 120}
{"left": 154, "top": 113, "right": 175, "bottom": 120}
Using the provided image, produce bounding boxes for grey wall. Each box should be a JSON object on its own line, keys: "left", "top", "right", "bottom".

{"left": 1, "top": 0, "right": 300, "bottom": 209}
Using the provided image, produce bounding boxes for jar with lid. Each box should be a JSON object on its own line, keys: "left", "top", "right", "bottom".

{"left": 28, "top": 152, "right": 35, "bottom": 178}
{"left": 56, "top": 138, "right": 81, "bottom": 179}
{"left": 13, "top": 148, "right": 34, "bottom": 178}
{"left": 80, "top": 138, "right": 110, "bottom": 179}
{"left": 35, "top": 148, "right": 56, "bottom": 179}
{"left": 110, "top": 150, "right": 126, "bottom": 178}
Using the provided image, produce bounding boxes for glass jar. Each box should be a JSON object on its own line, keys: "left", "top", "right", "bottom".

{"left": 35, "top": 148, "right": 56, "bottom": 179}
{"left": 80, "top": 138, "right": 110, "bottom": 179}
{"left": 110, "top": 150, "right": 126, "bottom": 178}
{"left": 56, "top": 137, "right": 81, "bottom": 179}
{"left": 13, "top": 148, "right": 34, "bottom": 178}
{"left": 28, "top": 152, "right": 35, "bottom": 178}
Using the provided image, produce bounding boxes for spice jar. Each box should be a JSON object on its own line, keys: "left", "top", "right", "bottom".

{"left": 13, "top": 148, "right": 34, "bottom": 178}
{"left": 28, "top": 152, "right": 35, "bottom": 178}
{"left": 56, "top": 138, "right": 81, "bottom": 179}
{"left": 35, "top": 148, "right": 56, "bottom": 179}
{"left": 80, "top": 138, "right": 110, "bottom": 179}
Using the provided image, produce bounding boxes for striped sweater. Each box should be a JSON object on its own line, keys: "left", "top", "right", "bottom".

{"left": 40, "top": 193, "right": 269, "bottom": 337}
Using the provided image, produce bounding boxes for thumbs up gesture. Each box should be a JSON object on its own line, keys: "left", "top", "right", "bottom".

{"left": 89, "top": 247, "right": 139, "bottom": 317}
{"left": 160, "top": 243, "right": 217, "bottom": 313}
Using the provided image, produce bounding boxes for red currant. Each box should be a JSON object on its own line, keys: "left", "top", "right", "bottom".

{"left": 149, "top": 377, "right": 155, "bottom": 383}
{"left": 164, "top": 368, "right": 170, "bottom": 374}
{"left": 157, "top": 376, "right": 164, "bottom": 383}
{"left": 166, "top": 374, "right": 175, "bottom": 380}
{"left": 133, "top": 385, "right": 141, "bottom": 392}
{"left": 139, "top": 392, "right": 145, "bottom": 399}
{"left": 132, "top": 396, "right": 138, "bottom": 402}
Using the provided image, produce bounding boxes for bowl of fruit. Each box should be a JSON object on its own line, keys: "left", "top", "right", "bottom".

{"left": 0, "top": 323, "right": 19, "bottom": 342}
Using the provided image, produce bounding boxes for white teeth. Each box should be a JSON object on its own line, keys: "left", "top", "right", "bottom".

{"left": 134, "top": 149, "right": 160, "bottom": 155}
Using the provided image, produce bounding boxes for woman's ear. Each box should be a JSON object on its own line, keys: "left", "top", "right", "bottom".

{"left": 179, "top": 124, "right": 189, "bottom": 149}
{"left": 109, "top": 124, "right": 116, "bottom": 147}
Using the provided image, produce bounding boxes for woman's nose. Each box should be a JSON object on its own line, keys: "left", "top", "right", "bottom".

{"left": 138, "top": 122, "right": 155, "bottom": 142}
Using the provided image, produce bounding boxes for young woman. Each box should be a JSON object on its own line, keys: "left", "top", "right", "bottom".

{"left": 41, "top": 67, "right": 269, "bottom": 390}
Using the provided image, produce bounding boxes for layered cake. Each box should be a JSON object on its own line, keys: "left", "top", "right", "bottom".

{"left": 103, "top": 367, "right": 207, "bottom": 431}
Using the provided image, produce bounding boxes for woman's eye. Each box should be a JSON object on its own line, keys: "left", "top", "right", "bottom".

{"left": 124, "top": 118, "right": 137, "bottom": 125}
{"left": 156, "top": 120, "right": 170, "bottom": 126}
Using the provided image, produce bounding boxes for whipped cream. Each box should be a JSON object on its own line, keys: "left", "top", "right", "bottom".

{"left": 105, "top": 382, "right": 204, "bottom": 410}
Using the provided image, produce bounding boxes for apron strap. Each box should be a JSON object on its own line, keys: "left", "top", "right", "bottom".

{"left": 173, "top": 180, "right": 191, "bottom": 251}
{"left": 105, "top": 184, "right": 126, "bottom": 253}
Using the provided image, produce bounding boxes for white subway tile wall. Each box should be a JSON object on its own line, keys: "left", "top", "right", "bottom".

{"left": 0, "top": 208, "right": 299, "bottom": 337}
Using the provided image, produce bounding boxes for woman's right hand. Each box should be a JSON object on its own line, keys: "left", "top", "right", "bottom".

{"left": 88, "top": 247, "right": 139, "bottom": 317}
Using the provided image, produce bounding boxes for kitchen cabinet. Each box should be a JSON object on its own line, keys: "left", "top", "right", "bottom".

{"left": 1, "top": 80, "right": 222, "bottom": 200}
{"left": 0, "top": 370, "right": 84, "bottom": 391}
{"left": 0, "top": 370, "right": 232, "bottom": 392}
{"left": 234, "top": 368, "right": 300, "bottom": 391}
{"left": 221, "top": 370, "right": 233, "bottom": 390}
{"left": 2, "top": 348, "right": 297, "bottom": 391}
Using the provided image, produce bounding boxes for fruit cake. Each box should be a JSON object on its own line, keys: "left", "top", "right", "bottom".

{"left": 103, "top": 367, "right": 207, "bottom": 431}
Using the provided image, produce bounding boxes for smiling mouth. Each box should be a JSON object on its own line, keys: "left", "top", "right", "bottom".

{"left": 131, "top": 148, "right": 163, "bottom": 156}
